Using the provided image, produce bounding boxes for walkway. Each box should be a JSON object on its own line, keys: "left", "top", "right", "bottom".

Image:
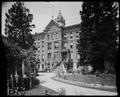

{"left": 36, "top": 72, "right": 117, "bottom": 96}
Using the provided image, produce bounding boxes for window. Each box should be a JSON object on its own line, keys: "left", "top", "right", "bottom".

{"left": 70, "top": 41, "right": 73, "bottom": 49}
{"left": 42, "top": 45, "right": 44, "bottom": 47}
{"left": 54, "top": 42, "right": 59, "bottom": 49}
{"left": 47, "top": 34, "right": 50, "bottom": 40}
{"left": 51, "top": 33, "right": 54, "bottom": 40}
{"left": 71, "top": 51, "right": 73, "bottom": 59}
{"left": 42, "top": 55, "right": 44, "bottom": 61}
{"left": 38, "top": 50, "right": 40, "bottom": 53}
{"left": 76, "top": 31, "right": 79, "bottom": 38}
{"left": 77, "top": 53, "right": 80, "bottom": 59}
{"left": 48, "top": 53, "right": 51, "bottom": 60}
{"left": 38, "top": 65, "right": 40, "bottom": 69}
{"left": 38, "top": 44, "right": 40, "bottom": 48}
{"left": 54, "top": 33, "right": 57, "bottom": 39}
{"left": 76, "top": 40, "right": 79, "bottom": 49}
{"left": 42, "top": 64, "right": 44, "bottom": 69}
{"left": 54, "top": 52, "right": 59, "bottom": 60}
{"left": 64, "top": 33, "right": 67, "bottom": 39}
{"left": 63, "top": 42, "right": 67, "bottom": 49}
{"left": 70, "top": 32, "right": 73, "bottom": 38}
{"left": 38, "top": 41, "right": 40, "bottom": 44}
{"left": 54, "top": 33, "right": 59, "bottom": 39}
{"left": 56, "top": 33, "right": 59, "bottom": 39}
{"left": 42, "top": 47, "right": 44, "bottom": 52}
{"left": 48, "top": 43, "right": 51, "bottom": 50}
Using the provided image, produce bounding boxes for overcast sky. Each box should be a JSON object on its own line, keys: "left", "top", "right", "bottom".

{"left": 2, "top": 2, "right": 82, "bottom": 35}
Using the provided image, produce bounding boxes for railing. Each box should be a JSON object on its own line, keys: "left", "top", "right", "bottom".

{"left": 52, "top": 59, "right": 63, "bottom": 71}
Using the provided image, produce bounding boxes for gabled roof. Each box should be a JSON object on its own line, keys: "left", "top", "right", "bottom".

{"left": 33, "top": 32, "right": 45, "bottom": 40}
{"left": 44, "top": 20, "right": 60, "bottom": 31}
{"left": 63, "top": 23, "right": 81, "bottom": 33}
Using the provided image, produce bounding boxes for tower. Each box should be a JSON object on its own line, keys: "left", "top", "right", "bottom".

{"left": 55, "top": 10, "right": 65, "bottom": 27}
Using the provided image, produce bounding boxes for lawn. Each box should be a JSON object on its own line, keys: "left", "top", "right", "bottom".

{"left": 61, "top": 73, "right": 116, "bottom": 86}
{"left": 24, "top": 84, "right": 59, "bottom": 95}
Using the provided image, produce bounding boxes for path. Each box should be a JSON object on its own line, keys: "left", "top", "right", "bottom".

{"left": 36, "top": 72, "right": 117, "bottom": 95}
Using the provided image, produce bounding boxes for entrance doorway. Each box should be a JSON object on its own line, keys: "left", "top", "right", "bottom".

{"left": 61, "top": 51, "right": 67, "bottom": 61}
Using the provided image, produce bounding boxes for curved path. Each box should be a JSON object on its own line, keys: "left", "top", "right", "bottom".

{"left": 36, "top": 72, "right": 117, "bottom": 95}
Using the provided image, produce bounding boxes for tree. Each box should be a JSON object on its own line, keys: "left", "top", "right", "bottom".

{"left": 78, "top": 2, "right": 119, "bottom": 73}
{"left": 5, "top": 2, "right": 35, "bottom": 49}
{"left": 2, "top": 36, "right": 22, "bottom": 79}
{"left": 78, "top": 2, "right": 98, "bottom": 68}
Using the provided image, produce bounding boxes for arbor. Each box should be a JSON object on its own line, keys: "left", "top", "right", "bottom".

{"left": 5, "top": 2, "right": 35, "bottom": 49}
{"left": 78, "top": 2, "right": 119, "bottom": 73}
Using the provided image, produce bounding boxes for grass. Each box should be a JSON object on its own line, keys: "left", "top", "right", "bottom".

{"left": 53, "top": 73, "right": 117, "bottom": 92}
{"left": 61, "top": 73, "right": 116, "bottom": 86}
{"left": 24, "top": 84, "right": 59, "bottom": 95}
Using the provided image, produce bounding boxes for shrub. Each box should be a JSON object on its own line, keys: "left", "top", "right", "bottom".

{"left": 22, "top": 77, "right": 30, "bottom": 90}
{"left": 81, "top": 65, "right": 93, "bottom": 74}
{"left": 58, "top": 88, "right": 66, "bottom": 95}
{"left": 67, "top": 68, "right": 73, "bottom": 73}
{"left": 20, "top": 77, "right": 39, "bottom": 90}
{"left": 31, "top": 77, "right": 40, "bottom": 87}
{"left": 65, "top": 59, "right": 73, "bottom": 71}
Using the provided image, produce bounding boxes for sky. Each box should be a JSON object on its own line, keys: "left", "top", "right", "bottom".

{"left": 2, "top": 2, "right": 82, "bottom": 35}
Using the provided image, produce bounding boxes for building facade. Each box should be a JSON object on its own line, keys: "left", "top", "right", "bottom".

{"left": 33, "top": 11, "right": 81, "bottom": 71}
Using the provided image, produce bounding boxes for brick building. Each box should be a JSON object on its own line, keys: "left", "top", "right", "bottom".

{"left": 33, "top": 10, "right": 81, "bottom": 71}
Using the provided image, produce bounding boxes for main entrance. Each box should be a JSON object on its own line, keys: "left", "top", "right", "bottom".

{"left": 61, "top": 51, "right": 67, "bottom": 61}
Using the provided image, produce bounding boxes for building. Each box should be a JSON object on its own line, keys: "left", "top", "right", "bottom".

{"left": 33, "top": 10, "right": 81, "bottom": 71}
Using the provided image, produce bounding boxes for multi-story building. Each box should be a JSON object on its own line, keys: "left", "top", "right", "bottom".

{"left": 33, "top": 10, "right": 81, "bottom": 71}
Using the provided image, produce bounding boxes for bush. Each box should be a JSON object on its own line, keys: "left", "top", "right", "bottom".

{"left": 22, "top": 77, "right": 30, "bottom": 90}
{"left": 65, "top": 59, "right": 73, "bottom": 71}
{"left": 21, "top": 77, "right": 39, "bottom": 90}
{"left": 81, "top": 65, "right": 93, "bottom": 75}
{"left": 67, "top": 68, "right": 73, "bottom": 73}
{"left": 31, "top": 77, "right": 40, "bottom": 87}
{"left": 58, "top": 88, "right": 66, "bottom": 95}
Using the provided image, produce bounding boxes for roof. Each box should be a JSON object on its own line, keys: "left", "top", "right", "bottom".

{"left": 63, "top": 23, "right": 81, "bottom": 33}
{"left": 64, "top": 23, "right": 80, "bottom": 28}
{"left": 44, "top": 20, "right": 60, "bottom": 31}
{"left": 55, "top": 10, "right": 65, "bottom": 21}
{"left": 33, "top": 32, "right": 45, "bottom": 39}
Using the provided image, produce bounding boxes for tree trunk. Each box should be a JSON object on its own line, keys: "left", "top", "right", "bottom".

{"left": 22, "top": 57, "right": 24, "bottom": 78}
{"left": 104, "top": 58, "right": 115, "bottom": 74}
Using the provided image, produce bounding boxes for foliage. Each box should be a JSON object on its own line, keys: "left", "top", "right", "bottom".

{"left": 78, "top": 2, "right": 119, "bottom": 73}
{"left": 64, "top": 59, "right": 73, "bottom": 72}
{"left": 4, "top": 38, "right": 22, "bottom": 78}
{"left": 58, "top": 87, "right": 66, "bottom": 95}
{"left": 5, "top": 2, "right": 35, "bottom": 49}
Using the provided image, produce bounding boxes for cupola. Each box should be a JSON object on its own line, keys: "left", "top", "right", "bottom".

{"left": 55, "top": 10, "right": 65, "bottom": 27}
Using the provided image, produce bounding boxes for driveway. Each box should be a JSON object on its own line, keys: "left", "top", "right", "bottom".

{"left": 36, "top": 72, "right": 117, "bottom": 95}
